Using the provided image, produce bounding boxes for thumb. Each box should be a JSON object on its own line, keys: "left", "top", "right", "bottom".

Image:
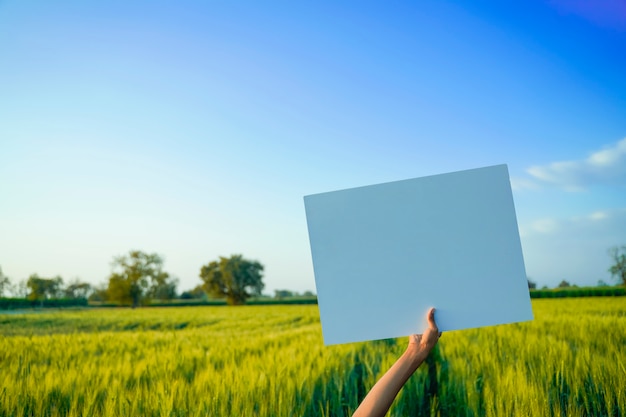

{"left": 427, "top": 308, "right": 438, "bottom": 329}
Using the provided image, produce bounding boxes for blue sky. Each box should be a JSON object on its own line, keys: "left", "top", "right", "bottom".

{"left": 1, "top": 0, "right": 625, "bottom": 294}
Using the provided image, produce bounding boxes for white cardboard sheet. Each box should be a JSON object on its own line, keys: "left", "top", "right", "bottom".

{"left": 304, "top": 164, "right": 533, "bottom": 345}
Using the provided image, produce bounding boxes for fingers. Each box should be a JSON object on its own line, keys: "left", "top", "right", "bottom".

{"left": 427, "top": 307, "right": 438, "bottom": 330}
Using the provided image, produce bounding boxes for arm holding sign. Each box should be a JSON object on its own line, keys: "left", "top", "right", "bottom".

{"left": 352, "top": 308, "right": 441, "bottom": 417}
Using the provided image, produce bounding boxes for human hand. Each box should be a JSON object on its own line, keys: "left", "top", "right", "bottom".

{"left": 406, "top": 308, "right": 441, "bottom": 359}
{"left": 352, "top": 308, "right": 442, "bottom": 417}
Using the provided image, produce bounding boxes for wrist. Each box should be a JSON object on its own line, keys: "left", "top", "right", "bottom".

{"left": 403, "top": 346, "right": 429, "bottom": 368}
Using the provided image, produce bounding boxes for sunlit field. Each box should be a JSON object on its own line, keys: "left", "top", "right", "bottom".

{"left": 1, "top": 298, "right": 624, "bottom": 416}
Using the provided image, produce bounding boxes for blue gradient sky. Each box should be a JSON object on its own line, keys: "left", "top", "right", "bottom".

{"left": 1, "top": 0, "right": 625, "bottom": 293}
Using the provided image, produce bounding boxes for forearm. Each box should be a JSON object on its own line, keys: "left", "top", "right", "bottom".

{"left": 352, "top": 349, "right": 427, "bottom": 417}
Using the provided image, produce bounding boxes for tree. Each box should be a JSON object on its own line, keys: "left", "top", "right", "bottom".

{"left": 558, "top": 280, "right": 571, "bottom": 288}
{"left": 147, "top": 275, "right": 179, "bottom": 301}
{"left": 88, "top": 284, "right": 108, "bottom": 303}
{"left": 527, "top": 278, "right": 537, "bottom": 290}
{"left": 106, "top": 250, "right": 175, "bottom": 308}
{"left": 64, "top": 278, "right": 93, "bottom": 299}
{"left": 26, "top": 274, "right": 64, "bottom": 306}
{"left": 13, "top": 279, "right": 28, "bottom": 298}
{"left": 107, "top": 273, "right": 133, "bottom": 305}
{"left": 0, "top": 266, "right": 10, "bottom": 297}
{"left": 180, "top": 284, "right": 206, "bottom": 300}
{"left": 274, "top": 289, "right": 294, "bottom": 299}
{"left": 199, "top": 254, "right": 264, "bottom": 305}
{"left": 608, "top": 245, "right": 626, "bottom": 286}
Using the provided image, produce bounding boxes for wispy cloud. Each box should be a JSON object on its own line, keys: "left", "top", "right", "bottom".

{"left": 510, "top": 177, "right": 541, "bottom": 191}
{"left": 589, "top": 211, "right": 609, "bottom": 221}
{"left": 519, "top": 207, "right": 626, "bottom": 286}
{"left": 519, "top": 207, "right": 626, "bottom": 238}
{"left": 519, "top": 218, "right": 559, "bottom": 236}
{"left": 523, "top": 137, "right": 626, "bottom": 191}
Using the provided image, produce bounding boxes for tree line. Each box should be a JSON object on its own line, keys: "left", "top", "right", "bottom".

{"left": 0, "top": 272, "right": 93, "bottom": 307}
{"left": 0, "top": 251, "right": 271, "bottom": 307}
{"left": 523, "top": 244, "right": 626, "bottom": 290}
{"left": 2, "top": 245, "right": 624, "bottom": 308}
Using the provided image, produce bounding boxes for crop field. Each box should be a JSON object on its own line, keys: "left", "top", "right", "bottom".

{"left": 1, "top": 298, "right": 625, "bottom": 417}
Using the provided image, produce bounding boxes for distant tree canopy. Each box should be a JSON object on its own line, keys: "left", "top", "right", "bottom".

{"left": 26, "top": 274, "right": 64, "bottom": 305}
{"left": 274, "top": 289, "right": 294, "bottom": 299}
{"left": 180, "top": 284, "right": 206, "bottom": 300}
{"left": 1, "top": 269, "right": 93, "bottom": 301}
{"left": 558, "top": 280, "right": 572, "bottom": 288}
{"left": 13, "top": 279, "right": 28, "bottom": 298}
{"left": 106, "top": 250, "right": 177, "bottom": 308}
{"left": 527, "top": 279, "right": 537, "bottom": 290}
{"left": 63, "top": 278, "right": 93, "bottom": 299}
{"left": 88, "top": 284, "right": 108, "bottom": 303}
{"left": 0, "top": 266, "right": 10, "bottom": 297}
{"left": 199, "top": 255, "right": 264, "bottom": 305}
{"left": 608, "top": 245, "right": 626, "bottom": 286}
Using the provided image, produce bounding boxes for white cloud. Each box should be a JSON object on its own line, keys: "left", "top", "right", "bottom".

{"left": 520, "top": 208, "right": 625, "bottom": 238}
{"left": 519, "top": 207, "right": 626, "bottom": 287}
{"left": 530, "top": 218, "right": 559, "bottom": 234}
{"left": 526, "top": 137, "right": 626, "bottom": 191}
{"left": 589, "top": 211, "right": 608, "bottom": 221}
{"left": 510, "top": 177, "right": 540, "bottom": 191}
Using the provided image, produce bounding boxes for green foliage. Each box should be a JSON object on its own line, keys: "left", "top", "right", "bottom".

{"left": 608, "top": 245, "right": 626, "bottom": 286}
{"left": 0, "top": 297, "right": 88, "bottom": 309}
{"left": 180, "top": 285, "right": 206, "bottom": 300}
{"left": 63, "top": 279, "right": 93, "bottom": 299}
{"left": 106, "top": 250, "right": 177, "bottom": 307}
{"left": 147, "top": 275, "right": 178, "bottom": 301}
{"left": 106, "top": 273, "right": 133, "bottom": 305}
{"left": 138, "top": 296, "right": 318, "bottom": 307}
{"left": 274, "top": 289, "right": 294, "bottom": 299}
{"left": 0, "top": 299, "right": 624, "bottom": 416}
{"left": 0, "top": 266, "right": 10, "bottom": 297}
{"left": 88, "top": 284, "right": 108, "bottom": 303}
{"left": 530, "top": 286, "right": 625, "bottom": 298}
{"left": 26, "top": 274, "right": 64, "bottom": 305}
{"left": 199, "top": 254, "right": 264, "bottom": 305}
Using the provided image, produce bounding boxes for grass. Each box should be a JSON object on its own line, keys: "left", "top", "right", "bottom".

{"left": 1, "top": 298, "right": 625, "bottom": 416}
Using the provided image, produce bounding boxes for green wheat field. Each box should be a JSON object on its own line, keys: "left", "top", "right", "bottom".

{"left": 1, "top": 298, "right": 625, "bottom": 416}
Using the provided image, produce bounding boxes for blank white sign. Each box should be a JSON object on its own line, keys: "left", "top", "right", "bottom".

{"left": 304, "top": 164, "right": 533, "bottom": 346}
